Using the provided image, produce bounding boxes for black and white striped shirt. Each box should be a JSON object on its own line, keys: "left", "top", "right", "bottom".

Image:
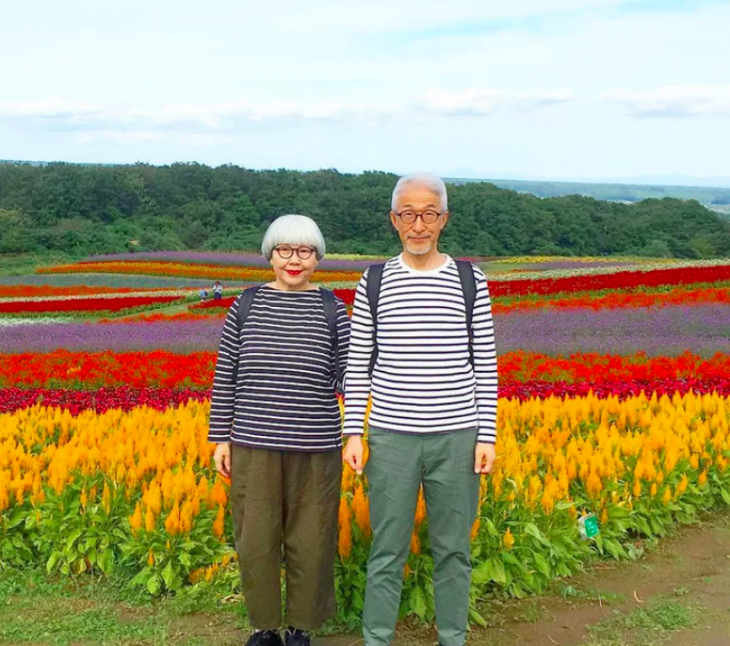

{"left": 343, "top": 254, "right": 498, "bottom": 443}
{"left": 208, "top": 286, "right": 350, "bottom": 451}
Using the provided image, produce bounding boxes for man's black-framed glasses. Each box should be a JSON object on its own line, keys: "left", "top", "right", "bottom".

{"left": 393, "top": 209, "right": 443, "bottom": 225}
{"left": 275, "top": 245, "right": 315, "bottom": 260}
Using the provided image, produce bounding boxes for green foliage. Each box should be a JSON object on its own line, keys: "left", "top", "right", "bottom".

{"left": 1, "top": 162, "right": 729, "bottom": 258}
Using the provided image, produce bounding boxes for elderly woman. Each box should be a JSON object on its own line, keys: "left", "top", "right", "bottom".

{"left": 208, "top": 214, "right": 350, "bottom": 646}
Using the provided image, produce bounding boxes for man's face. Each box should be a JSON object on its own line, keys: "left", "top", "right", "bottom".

{"left": 390, "top": 185, "right": 449, "bottom": 256}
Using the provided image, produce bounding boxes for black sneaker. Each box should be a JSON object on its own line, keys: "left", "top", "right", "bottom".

{"left": 285, "top": 627, "right": 311, "bottom": 646}
{"left": 245, "top": 630, "right": 284, "bottom": 646}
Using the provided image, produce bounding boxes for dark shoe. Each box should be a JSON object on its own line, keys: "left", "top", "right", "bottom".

{"left": 245, "top": 630, "right": 284, "bottom": 646}
{"left": 285, "top": 627, "right": 311, "bottom": 646}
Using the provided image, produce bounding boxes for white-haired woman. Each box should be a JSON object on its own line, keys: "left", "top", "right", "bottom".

{"left": 208, "top": 214, "right": 350, "bottom": 646}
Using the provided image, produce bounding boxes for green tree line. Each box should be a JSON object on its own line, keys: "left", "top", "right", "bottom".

{"left": 1, "top": 162, "right": 729, "bottom": 258}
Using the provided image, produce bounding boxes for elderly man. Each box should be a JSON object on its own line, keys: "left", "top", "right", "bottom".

{"left": 343, "top": 173, "right": 498, "bottom": 646}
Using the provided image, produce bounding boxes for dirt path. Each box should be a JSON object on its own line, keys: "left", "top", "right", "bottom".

{"left": 316, "top": 511, "right": 730, "bottom": 646}
{"left": 466, "top": 513, "right": 730, "bottom": 646}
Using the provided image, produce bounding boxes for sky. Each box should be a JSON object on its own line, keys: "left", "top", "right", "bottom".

{"left": 1, "top": 0, "right": 729, "bottom": 185}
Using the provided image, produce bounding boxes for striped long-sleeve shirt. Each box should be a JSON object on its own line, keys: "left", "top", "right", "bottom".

{"left": 207, "top": 286, "right": 351, "bottom": 451}
{"left": 343, "top": 254, "right": 498, "bottom": 443}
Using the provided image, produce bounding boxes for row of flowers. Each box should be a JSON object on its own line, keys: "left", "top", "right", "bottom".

{"left": 3, "top": 350, "right": 729, "bottom": 390}
{"left": 1, "top": 392, "right": 729, "bottom": 618}
{"left": 489, "top": 263, "right": 730, "bottom": 297}
{"left": 185, "top": 285, "right": 730, "bottom": 314}
{"left": 4, "top": 376, "right": 730, "bottom": 414}
{"left": 0, "top": 295, "right": 186, "bottom": 315}
{"left": 37, "top": 261, "right": 363, "bottom": 284}
{"left": 0, "top": 286, "right": 199, "bottom": 299}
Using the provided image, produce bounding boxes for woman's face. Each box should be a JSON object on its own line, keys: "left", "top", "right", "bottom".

{"left": 270, "top": 244, "right": 319, "bottom": 290}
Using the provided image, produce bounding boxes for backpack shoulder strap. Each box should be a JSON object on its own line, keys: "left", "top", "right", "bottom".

{"left": 236, "top": 285, "right": 261, "bottom": 331}
{"left": 455, "top": 260, "right": 478, "bottom": 368}
{"left": 319, "top": 287, "right": 342, "bottom": 390}
{"left": 366, "top": 264, "right": 385, "bottom": 376}
{"left": 367, "top": 264, "right": 385, "bottom": 324}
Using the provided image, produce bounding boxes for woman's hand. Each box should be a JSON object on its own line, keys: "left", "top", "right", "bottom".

{"left": 214, "top": 442, "right": 232, "bottom": 478}
{"left": 343, "top": 436, "right": 364, "bottom": 475}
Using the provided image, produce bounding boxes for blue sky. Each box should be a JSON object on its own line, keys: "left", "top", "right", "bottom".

{"left": 1, "top": 0, "right": 729, "bottom": 185}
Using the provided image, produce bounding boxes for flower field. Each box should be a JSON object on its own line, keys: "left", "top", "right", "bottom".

{"left": 1, "top": 252, "right": 730, "bottom": 625}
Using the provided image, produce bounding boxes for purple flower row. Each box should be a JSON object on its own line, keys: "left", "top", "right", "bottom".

{"left": 2, "top": 304, "right": 730, "bottom": 357}
{"left": 84, "top": 251, "right": 379, "bottom": 271}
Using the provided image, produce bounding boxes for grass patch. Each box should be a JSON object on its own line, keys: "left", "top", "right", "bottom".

{"left": 558, "top": 585, "right": 626, "bottom": 605}
{"left": 582, "top": 596, "right": 698, "bottom": 646}
{"left": 0, "top": 567, "right": 244, "bottom": 646}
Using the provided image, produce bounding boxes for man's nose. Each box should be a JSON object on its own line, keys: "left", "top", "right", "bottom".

{"left": 412, "top": 216, "right": 426, "bottom": 232}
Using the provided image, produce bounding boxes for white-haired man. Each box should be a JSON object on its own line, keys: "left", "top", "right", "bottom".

{"left": 343, "top": 174, "right": 498, "bottom": 646}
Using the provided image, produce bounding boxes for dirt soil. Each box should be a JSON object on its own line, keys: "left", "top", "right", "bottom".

{"left": 313, "top": 512, "right": 730, "bottom": 646}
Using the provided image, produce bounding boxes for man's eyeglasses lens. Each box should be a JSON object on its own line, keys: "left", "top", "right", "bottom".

{"left": 276, "top": 246, "right": 314, "bottom": 259}
{"left": 397, "top": 210, "right": 441, "bottom": 224}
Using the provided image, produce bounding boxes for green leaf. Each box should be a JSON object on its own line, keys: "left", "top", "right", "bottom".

{"left": 524, "top": 523, "right": 549, "bottom": 545}
{"left": 162, "top": 560, "right": 177, "bottom": 590}
{"left": 46, "top": 551, "right": 61, "bottom": 573}
{"left": 412, "top": 586, "right": 427, "bottom": 619}
{"left": 468, "top": 607, "right": 488, "bottom": 627}
{"left": 98, "top": 549, "right": 114, "bottom": 576}
{"left": 131, "top": 566, "right": 152, "bottom": 587}
{"left": 65, "top": 528, "right": 83, "bottom": 551}
{"left": 147, "top": 573, "right": 162, "bottom": 595}
{"left": 491, "top": 558, "right": 508, "bottom": 584}
{"left": 720, "top": 488, "right": 730, "bottom": 505}
{"left": 533, "top": 553, "right": 551, "bottom": 578}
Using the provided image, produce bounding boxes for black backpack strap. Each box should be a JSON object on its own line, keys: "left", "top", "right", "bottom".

{"left": 366, "top": 264, "right": 385, "bottom": 376}
{"left": 236, "top": 285, "right": 261, "bottom": 332}
{"left": 232, "top": 286, "right": 260, "bottom": 382}
{"left": 455, "top": 260, "right": 478, "bottom": 368}
{"left": 319, "top": 287, "right": 342, "bottom": 391}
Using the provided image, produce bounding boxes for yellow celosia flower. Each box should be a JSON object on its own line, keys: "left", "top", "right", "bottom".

{"left": 503, "top": 528, "right": 515, "bottom": 551}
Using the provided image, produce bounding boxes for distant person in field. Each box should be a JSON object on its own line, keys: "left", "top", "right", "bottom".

{"left": 343, "top": 173, "right": 498, "bottom": 646}
{"left": 208, "top": 214, "right": 350, "bottom": 646}
{"left": 199, "top": 287, "right": 208, "bottom": 301}
{"left": 213, "top": 281, "right": 223, "bottom": 300}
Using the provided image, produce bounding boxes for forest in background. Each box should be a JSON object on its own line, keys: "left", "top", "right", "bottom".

{"left": 1, "top": 161, "right": 729, "bottom": 259}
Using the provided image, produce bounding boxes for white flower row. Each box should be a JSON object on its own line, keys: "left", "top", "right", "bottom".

{"left": 0, "top": 317, "right": 74, "bottom": 327}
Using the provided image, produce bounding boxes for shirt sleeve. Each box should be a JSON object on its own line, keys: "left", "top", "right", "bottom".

{"left": 334, "top": 296, "right": 351, "bottom": 395}
{"left": 343, "top": 268, "right": 374, "bottom": 436}
{"left": 472, "top": 267, "right": 499, "bottom": 444}
{"left": 207, "top": 296, "right": 241, "bottom": 443}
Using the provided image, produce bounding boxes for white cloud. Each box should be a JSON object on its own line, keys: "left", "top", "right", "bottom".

{"left": 417, "top": 88, "right": 572, "bottom": 116}
{"left": 76, "top": 131, "right": 236, "bottom": 146}
{"left": 274, "top": 0, "right": 660, "bottom": 34}
{"left": 0, "top": 97, "right": 101, "bottom": 118}
{"left": 603, "top": 85, "right": 730, "bottom": 117}
{"left": 0, "top": 89, "right": 569, "bottom": 134}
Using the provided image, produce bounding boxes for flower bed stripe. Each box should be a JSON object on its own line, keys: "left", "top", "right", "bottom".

{"left": 37, "top": 261, "right": 361, "bottom": 283}
{"left": 490, "top": 263, "right": 730, "bottom": 297}
{"left": 0, "top": 295, "right": 184, "bottom": 314}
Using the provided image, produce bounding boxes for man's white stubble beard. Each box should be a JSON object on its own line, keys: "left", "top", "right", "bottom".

{"left": 406, "top": 241, "right": 432, "bottom": 255}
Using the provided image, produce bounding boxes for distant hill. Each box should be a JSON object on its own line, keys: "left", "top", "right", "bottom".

{"left": 446, "top": 178, "right": 730, "bottom": 208}
{"left": 1, "top": 162, "right": 730, "bottom": 259}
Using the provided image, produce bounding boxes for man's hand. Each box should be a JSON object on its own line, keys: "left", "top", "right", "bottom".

{"left": 343, "top": 436, "right": 365, "bottom": 475}
{"left": 474, "top": 442, "right": 496, "bottom": 474}
{"left": 214, "top": 442, "right": 232, "bottom": 479}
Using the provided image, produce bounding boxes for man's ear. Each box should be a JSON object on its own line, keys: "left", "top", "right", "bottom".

{"left": 389, "top": 211, "right": 398, "bottom": 228}
{"left": 441, "top": 211, "right": 450, "bottom": 227}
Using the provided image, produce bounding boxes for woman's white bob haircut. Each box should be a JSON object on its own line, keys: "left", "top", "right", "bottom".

{"left": 391, "top": 172, "right": 448, "bottom": 211}
{"left": 261, "top": 214, "right": 326, "bottom": 260}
